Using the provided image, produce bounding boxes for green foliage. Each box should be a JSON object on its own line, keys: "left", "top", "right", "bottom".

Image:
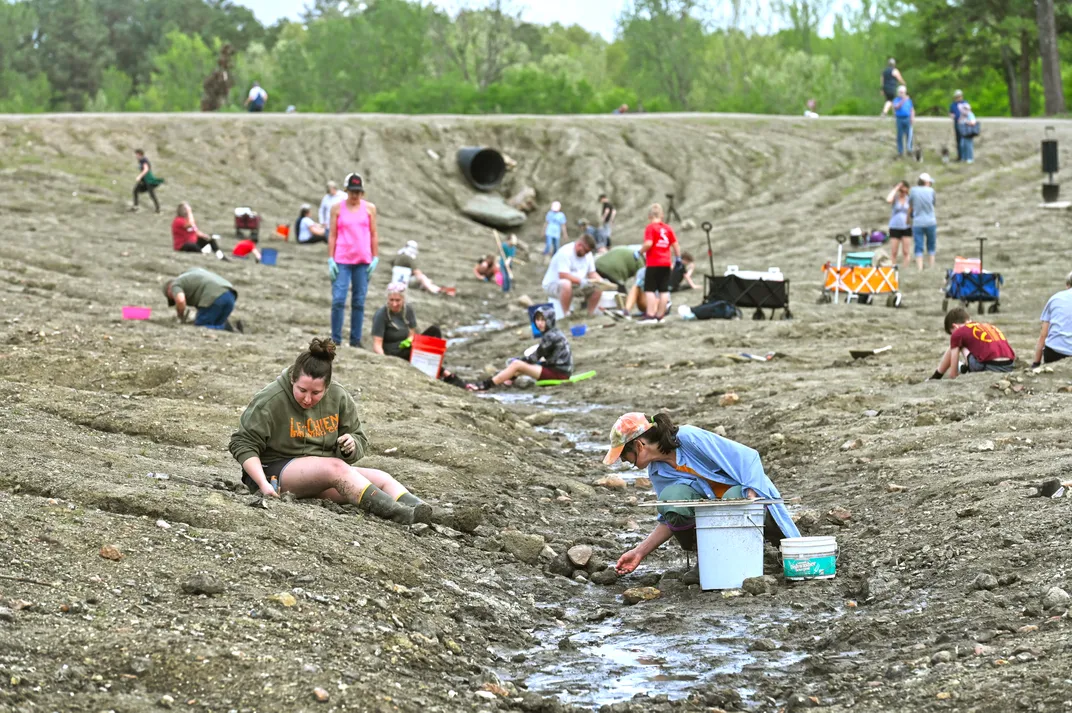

{"left": 127, "top": 31, "right": 215, "bottom": 111}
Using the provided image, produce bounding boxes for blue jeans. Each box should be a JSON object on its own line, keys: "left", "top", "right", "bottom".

{"left": 331, "top": 263, "right": 369, "bottom": 346}
{"left": 194, "top": 291, "right": 236, "bottom": 329}
{"left": 959, "top": 136, "right": 974, "bottom": 161}
{"left": 544, "top": 235, "right": 559, "bottom": 255}
{"left": 896, "top": 116, "right": 913, "bottom": 155}
{"left": 912, "top": 225, "right": 937, "bottom": 256}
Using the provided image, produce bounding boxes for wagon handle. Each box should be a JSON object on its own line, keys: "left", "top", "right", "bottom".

{"left": 701, "top": 221, "right": 715, "bottom": 285}
{"left": 977, "top": 236, "right": 987, "bottom": 273}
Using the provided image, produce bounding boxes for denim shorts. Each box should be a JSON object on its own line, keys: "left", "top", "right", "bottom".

{"left": 913, "top": 225, "right": 937, "bottom": 256}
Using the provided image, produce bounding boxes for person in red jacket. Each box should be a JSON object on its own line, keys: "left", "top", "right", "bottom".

{"left": 929, "top": 307, "right": 1015, "bottom": 380}
{"left": 638, "top": 203, "right": 681, "bottom": 322}
{"left": 171, "top": 202, "right": 226, "bottom": 260}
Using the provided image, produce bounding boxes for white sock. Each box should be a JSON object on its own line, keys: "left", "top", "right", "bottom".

{"left": 201, "top": 244, "right": 212, "bottom": 255}
{"left": 216, "top": 250, "right": 224, "bottom": 259}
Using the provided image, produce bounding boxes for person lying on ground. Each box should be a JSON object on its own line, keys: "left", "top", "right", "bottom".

{"left": 474, "top": 255, "right": 503, "bottom": 286}
{"left": 639, "top": 203, "right": 681, "bottom": 322}
{"left": 232, "top": 238, "right": 263, "bottom": 263}
{"left": 229, "top": 338, "right": 432, "bottom": 525}
{"left": 132, "top": 148, "right": 161, "bottom": 213}
{"left": 1032, "top": 271, "right": 1072, "bottom": 368}
{"left": 391, "top": 241, "right": 455, "bottom": 296}
{"left": 172, "top": 203, "right": 226, "bottom": 260}
{"left": 670, "top": 251, "right": 698, "bottom": 292}
{"left": 163, "top": 267, "right": 243, "bottom": 332}
{"left": 606, "top": 412, "right": 801, "bottom": 575}
{"left": 295, "top": 204, "right": 328, "bottom": 245}
{"left": 929, "top": 307, "right": 1014, "bottom": 380}
{"left": 466, "top": 306, "right": 572, "bottom": 391}
{"left": 542, "top": 235, "right": 604, "bottom": 317}
{"left": 371, "top": 282, "right": 463, "bottom": 385}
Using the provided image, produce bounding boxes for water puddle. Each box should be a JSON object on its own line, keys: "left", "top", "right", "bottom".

{"left": 504, "top": 614, "right": 803, "bottom": 709}
{"left": 447, "top": 315, "right": 508, "bottom": 347}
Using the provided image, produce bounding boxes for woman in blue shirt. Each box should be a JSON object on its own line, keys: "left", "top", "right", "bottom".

{"left": 603, "top": 412, "right": 800, "bottom": 575}
{"left": 892, "top": 85, "right": 915, "bottom": 157}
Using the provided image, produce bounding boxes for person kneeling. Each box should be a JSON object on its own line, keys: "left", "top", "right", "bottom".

{"left": 604, "top": 412, "right": 800, "bottom": 575}
{"left": 467, "top": 306, "right": 572, "bottom": 391}
{"left": 929, "top": 306, "right": 1014, "bottom": 380}
{"left": 229, "top": 338, "right": 432, "bottom": 525}
{"left": 371, "top": 282, "right": 462, "bottom": 385}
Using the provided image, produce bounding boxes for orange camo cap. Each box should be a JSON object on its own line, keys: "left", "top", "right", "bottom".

{"left": 603, "top": 412, "right": 653, "bottom": 465}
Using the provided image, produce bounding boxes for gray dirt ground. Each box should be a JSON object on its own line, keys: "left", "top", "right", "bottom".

{"left": 1, "top": 113, "right": 1072, "bottom": 712}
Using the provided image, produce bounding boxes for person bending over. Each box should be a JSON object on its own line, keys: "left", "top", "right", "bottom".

{"left": 1032, "top": 271, "right": 1072, "bottom": 368}
{"left": 605, "top": 412, "right": 800, "bottom": 575}
{"left": 929, "top": 307, "right": 1014, "bottom": 380}
{"left": 669, "top": 251, "right": 697, "bottom": 292}
{"left": 163, "top": 267, "right": 243, "bottom": 332}
{"left": 229, "top": 338, "right": 432, "bottom": 525}
{"left": 172, "top": 202, "right": 226, "bottom": 260}
{"left": 467, "top": 306, "right": 572, "bottom": 391}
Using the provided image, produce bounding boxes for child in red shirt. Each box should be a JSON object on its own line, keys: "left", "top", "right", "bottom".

{"left": 930, "top": 307, "right": 1015, "bottom": 379}
{"left": 639, "top": 203, "right": 680, "bottom": 322}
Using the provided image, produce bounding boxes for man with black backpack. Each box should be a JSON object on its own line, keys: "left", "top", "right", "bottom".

{"left": 244, "top": 81, "right": 268, "bottom": 112}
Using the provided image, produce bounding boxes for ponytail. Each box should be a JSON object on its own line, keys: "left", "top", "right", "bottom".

{"left": 639, "top": 412, "right": 680, "bottom": 453}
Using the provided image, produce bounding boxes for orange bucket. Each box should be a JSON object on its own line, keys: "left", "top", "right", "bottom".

{"left": 409, "top": 335, "right": 447, "bottom": 379}
{"left": 275, "top": 224, "right": 290, "bottom": 241}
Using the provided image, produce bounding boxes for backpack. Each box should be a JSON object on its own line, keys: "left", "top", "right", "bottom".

{"left": 961, "top": 118, "right": 980, "bottom": 138}
{"left": 692, "top": 301, "right": 741, "bottom": 320}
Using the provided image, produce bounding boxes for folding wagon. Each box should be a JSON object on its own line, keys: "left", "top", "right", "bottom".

{"left": 704, "top": 268, "right": 792, "bottom": 321}
{"left": 234, "top": 207, "right": 260, "bottom": 240}
{"left": 819, "top": 238, "right": 902, "bottom": 307}
{"left": 941, "top": 238, "right": 1003, "bottom": 314}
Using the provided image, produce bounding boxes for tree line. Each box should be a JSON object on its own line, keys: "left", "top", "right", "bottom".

{"left": 0, "top": 0, "right": 1068, "bottom": 116}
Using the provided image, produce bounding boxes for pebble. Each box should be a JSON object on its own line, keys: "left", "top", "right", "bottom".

{"left": 539, "top": 545, "right": 556, "bottom": 561}
{"left": 972, "top": 573, "right": 999, "bottom": 591}
{"left": 622, "top": 587, "right": 661, "bottom": 605}
{"left": 931, "top": 650, "right": 953, "bottom": 664}
{"left": 824, "top": 507, "right": 852, "bottom": 526}
{"left": 863, "top": 409, "right": 879, "bottom": 417}
{"left": 590, "top": 569, "right": 618, "bottom": 586}
{"left": 770, "top": 433, "right": 785, "bottom": 444}
{"left": 156, "top": 520, "right": 171, "bottom": 530}
{"left": 99, "top": 545, "right": 123, "bottom": 561}
{"left": 718, "top": 393, "right": 740, "bottom": 407}
{"left": 313, "top": 687, "right": 329, "bottom": 703}
{"left": 633, "top": 477, "right": 652, "bottom": 489}
{"left": 594, "top": 475, "right": 627, "bottom": 490}
{"left": 840, "top": 439, "right": 861, "bottom": 451}
{"left": 713, "top": 425, "right": 728, "bottom": 436}
{"left": 749, "top": 638, "right": 779, "bottom": 652}
{"left": 159, "top": 694, "right": 175, "bottom": 708}
{"left": 267, "top": 592, "right": 297, "bottom": 607}
{"left": 409, "top": 523, "right": 430, "bottom": 535}
{"left": 0, "top": 607, "right": 14, "bottom": 622}
{"left": 785, "top": 692, "right": 819, "bottom": 710}
{"left": 977, "top": 440, "right": 996, "bottom": 452}
{"left": 1042, "top": 586, "right": 1070, "bottom": 610}
{"left": 181, "top": 574, "right": 226, "bottom": 596}
{"left": 525, "top": 411, "right": 555, "bottom": 426}
{"left": 794, "top": 510, "right": 820, "bottom": 531}
{"left": 567, "top": 545, "right": 593, "bottom": 568}
{"left": 886, "top": 483, "right": 906, "bottom": 493}
{"left": 742, "top": 575, "right": 776, "bottom": 596}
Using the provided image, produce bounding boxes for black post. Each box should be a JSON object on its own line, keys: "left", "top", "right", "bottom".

{"left": 701, "top": 221, "right": 715, "bottom": 285}
{"left": 978, "top": 237, "right": 987, "bottom": 273}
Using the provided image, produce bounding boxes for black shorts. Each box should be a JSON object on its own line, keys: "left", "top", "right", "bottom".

{"left": 888, "top": 227, "right": 911, "bottom": 239}
{"left": 644, "top": 266, "right": 672, "bottom": 294}
{"left": 884, "top": 88, "right": 897, "bottom": 101}
{"left": 240, "top": 458, "right": 293, "bottom": 493}
{"left": 1044, "top": 346, "right": 1070, "bottom": 364}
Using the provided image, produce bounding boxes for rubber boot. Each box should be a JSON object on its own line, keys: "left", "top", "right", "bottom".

{"left": 396, "top": 491, "right": 433, "bottom": 524}
{"left": 359, "top": 486, "right": 429, "bottom": 525}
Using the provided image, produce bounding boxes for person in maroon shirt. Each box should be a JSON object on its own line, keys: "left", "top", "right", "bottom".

{"left": 930, "top": 306, "right": 1015, "bottom": 380}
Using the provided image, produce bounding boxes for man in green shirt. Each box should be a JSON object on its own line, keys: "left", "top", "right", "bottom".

{"left": 595, "top": 244, "right": 644, "bottom": 293}
{"left": 163, "top": 267, "right": 243, "bottom": 332}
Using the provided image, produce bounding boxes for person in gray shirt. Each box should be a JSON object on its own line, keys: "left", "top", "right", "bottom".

{"left": 909, "top": 172, "right": 937, "bottom": 270}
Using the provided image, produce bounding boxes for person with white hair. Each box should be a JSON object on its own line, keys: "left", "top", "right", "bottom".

{"left": 389, "top": 240, "right": 455, "bottom": 296}
{"left": 319, "top": 180, "right": 347, "bottom": 226}
{"left": 543, "top": 200, "right": 568, "bottom": 256}
{"left": 295, "top": 204, "right": 328, "bottom": 245}
{"left": 1031, "top": 272, "right": 1072, "bottom": 368}
{"left": 892, "top": 85, "right": 915, "bottom": 157}
{"left": 909, "top": 173, "right": 937, "bottom": 270}
{"left": 880, "top": 58, "right": 906, "bottom": 116}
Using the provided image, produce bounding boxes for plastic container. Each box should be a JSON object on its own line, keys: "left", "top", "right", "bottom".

{"left": 275, "top": 224, "right": 290, "bottom": 240}
{"left": 953, "top": 257, "right": 981, "bottom": 274}
{"left": 457, "top": 147, "right": 506, "bottom": 191}
{"left": 694, "top": 501, "right": 766, "bottom": 590}
{"left": 261, "top": 248, "right": 278, "bottom": 266}
{"left": 409, "top": 334, "right": 447, "bottom": 379}
{"left": 598, "top": 292, "right": 618, "bottom": 310}
{"left": 122, "top": 306, "right": 152, "bottom": 320}
{"left": 570, "top": 324, "right": 587, "bottom": 337}
{"left": 527, "top": 303, "right": 553, "bottom": 337}
{"left": 780, "top": 536, "right": 838, "bottom": 580}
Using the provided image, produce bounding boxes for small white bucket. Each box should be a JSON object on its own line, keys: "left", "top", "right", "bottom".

{"left": 598, "top": 292, "right": 618, "bottom": 310}
{"left": 780, "top": 536, "right": 838, "bottom": 580}
{"left": 694, "top": 502, "right": 766, "bottom": 590}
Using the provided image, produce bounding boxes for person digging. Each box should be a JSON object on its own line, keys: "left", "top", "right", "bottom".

{"left": 928, "top": 307, "right": 1014, "bottom": 380}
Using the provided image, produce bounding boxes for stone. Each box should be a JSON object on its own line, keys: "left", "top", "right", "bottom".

{"left": 525, "top": 411, "right": 555, "bottom": 426}
{"left": 622, "top": 587, "right": 661, "bottom": 605}
{"left": 539, "top": 545, "right": 556, "bottom": 561}
{"left": 770, "top": 433, "right": 785, "bottom": 444}
{"left": 713, "top": 425, "right": 728, "bottom": 436}
{"left": 795, "top": 510, "right": 820, "bottom": 532}
{"left": 181, "top": 574, "right": 225, "bottom": 596}
{"left": 267, "top": 592, "right": 298, "bottom": 607}
{"left": 634, "top": 477, "right": 652, "bottom": 489}
{"left": 409, "top": 523, "right": 430, "bottom": 535}
{"left": 863, "top": 575, "right": 897, "bottom": 601}
{"left": 886, "top": 483, "right": 906, "bottom": 493}
{"left": 129, "top": 656, "right": 153, "bottom": 674}
{"left": 156, "top": 519, "right": 171, "bottom": 530}
{"left": 785, "top": 692, "right": 819, "bottom": 710}
{"left": 99, "top": 545, "right": 123, "bottom": 561}
{"left": 594, "top": 475, "right": 627, "bottom": 490}
{"left": 931, "top": 650, "right": 953, "bottom": 664}
{"left": 840, "top": 439, "right": 861, "bottom": 451}
{"left": 159, "top": 694, "right": 175, "bottom": 708}
{"left": 585, "top": 557, "right": 607, "bottom": 574}
{"left": 977, "top": 440, "right": 995, "bottom": 452}
{"left": 567, "top": 545, "right": 593, "bottom": 568}
{"left": 462, "top": 195, "right": 526, "bottom": 230}
{"left": 863, "top": 409, "right": 880, "bottom": 418}
{"left": 750, "top": 638, "right": 779, "bottom": 652}
{"left": 742, "top": 575, "right": 776, "bottom": 596}
{"left": 548, "top": 553, "right": 575, "bottom": 577}
{"left": 0, "top": 607, "right": 14, "bottom": 623}
{"left": 681, "top": 570, "right": 700, "bottom": 586}
{"left": 452, "top": 506, "right": 484, "bottom": 533}
{"left": 718, "top": 393, "right": 740, "bottom": 407}
{"left": 1042, "top": 586, "right": 1070, "bottom": 610}
{"left": 506, "top": 185, "right": 537, "bottom": 213}
{"left": 824, "top": 507, "right": 852, "bottom": 526}
{"left": 313, "top": 687, "right": 329, "bottom": 703}
{"left": 431, "top": 523, "right": 464, "bottom": 539}
{"left": 972, "top": 573, "right": 998, "bottom": 591}
{"left": 591, "top": 569, "right": 618, "bottom": 586}
{"left": 501, "top": 531, "right": 545, "bottom": 565}
{"left": 914, "top": 413, "right": 939, "bottom": 427}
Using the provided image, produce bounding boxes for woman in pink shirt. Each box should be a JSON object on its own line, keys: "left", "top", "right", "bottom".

{"left": 328, "top": 172, "right": 379, "bottom": 347}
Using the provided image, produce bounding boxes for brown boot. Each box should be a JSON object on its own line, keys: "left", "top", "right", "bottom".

{"left": 359, "top": 486, "right": 428, "bottom": 525}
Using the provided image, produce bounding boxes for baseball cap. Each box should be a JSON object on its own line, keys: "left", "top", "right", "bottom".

{"left": 919, "top": 172, "right": 934, "bottom": 184}
{"left": 603, "top": 412, "right": 654, "bottom": 465}
{"left": 345, "top": 172, "right": 365, "bottom": 192}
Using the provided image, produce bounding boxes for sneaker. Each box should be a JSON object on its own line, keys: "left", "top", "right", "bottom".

{"left": 232, "top": 319, "right": 245, "bottom": 334}
{"left": 637, "top": 316, "right": 660, "bottom": 324}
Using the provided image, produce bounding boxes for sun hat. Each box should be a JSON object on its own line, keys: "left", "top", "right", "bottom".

{"left": 551, "top": 201, "right": 561, "bottom": 212}
{"left": 406, "top": 240, "right": 418, "bottom": 250}
{"left": 603, "top": 412, "right": 654, "bottom": 465}
{"left": 345, "top": 173, "right": 365, "bottom": 192}
{"left": 919, "top": 172, "right": 934, "bottom": 184}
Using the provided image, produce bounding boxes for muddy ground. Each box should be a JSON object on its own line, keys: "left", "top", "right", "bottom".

{"left": 1, "top": 113, "right": 1072, "bottom": 713}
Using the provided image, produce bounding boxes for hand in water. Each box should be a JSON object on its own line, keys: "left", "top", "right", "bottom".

{"left": 615, "top": 549, "right": 643, "bottom": 575}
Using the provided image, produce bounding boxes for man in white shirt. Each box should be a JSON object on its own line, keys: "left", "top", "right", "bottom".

{"left": 319, "top": 181, "right": 347, "bottom": 226}
{"left": 244, "top": 81, "right": 268, "bottom": 112}
{"left": 542, "top": 235, "right": 603, "bottom": 316}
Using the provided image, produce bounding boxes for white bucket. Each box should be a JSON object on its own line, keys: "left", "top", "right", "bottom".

{"left": 391, "top": 266, "right": 413, "bottom": 285}
{"left": 780, "top": 536, "right": 838, "bottom": 580}
{"left": 598, "top": 292, "right": 618, "bottom": 310}
{"left": 694, "top": 502, "right": 766, "bottom": 590}
{"left": 552, "top": 299, "right": 566, "bottom": 320}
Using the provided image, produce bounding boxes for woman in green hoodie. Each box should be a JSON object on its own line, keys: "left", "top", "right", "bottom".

{"left": 229, "top": 338, "right": 431, "bottom": 525}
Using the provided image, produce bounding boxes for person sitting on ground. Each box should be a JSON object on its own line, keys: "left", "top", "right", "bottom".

{"left": 229, "top": 338, "right": 432, "bottom": 525}
{"left": 391, "top": 241, "right": 454, "bottom": 296}
{"left": 639, "top": 203, "right": 681, "bottom": 322}
{"left": 670, "top": 251, "right": 698, "bottom": 292}
{"left": 929, "top": 307, "right": 1015, "bottom": 380}
{"left": 371, "top": 282, "right": 463, "bottom": 385}
{"left": 466, "top": 306, "right": 572, "bottom": 392}
{"left": 172, "top": 202, "right": 226, "bottom": 260}
{"left": 295, "top": 204, "right": 328, "bottom": 245}
{"left": 163, "top": 267, "right": 243, "bottom": 332}
{"left": 132, "top": 149, "right": 162, "bottom": 213}
{"left": 474, "top": 254, "right": 503, "bottom": 286}
{"left": 605, "top": 412, "right": 801, "bottom": 575}
{"left": 1031, "top": 271, "right": 1072, "bottom": 368}
{"left": 542, "top": 234, "right": 604, "bottom": 317}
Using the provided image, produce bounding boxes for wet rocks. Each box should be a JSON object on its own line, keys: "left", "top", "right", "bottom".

{"left": 181, "top": 573, "right": 225, "bottom": 596}
{"left": 622, "top": 587, "right": 661, "bottom": 605}
{"left": 1042, "top": 586, "right": 1070, "bottom": 610}
{"left": 99, "top": 545, "right": 123, "bottom": 561}
{"left": 971, "top": 573, "right": 999, "bottom": 591}
{"left": 501, "top": 531, "right": 545, "bottom": 564}
{"left": 525, "top": 411, "right": 555, "bottom": 427}
{"left": 590, "top": 569, "right": 618, "bottom": 586}
{"left": 594, "top": 475, "right": 627, "bottom": 490}
{"left": 452, "top": 506, "right": 484, "bottom": 533}
{"left": 750, "top": 638, "right": 780, "bottom": 652}
{"left": 567, "top": 545, "right": 593, "bottom": 568}
{"left": 548, "top": 553, "right": 575, "bottom": 578}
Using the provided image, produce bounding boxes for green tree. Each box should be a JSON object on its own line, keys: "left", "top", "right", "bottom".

{"left": 617, "top": 0, "right": 708, "bottom": 109}
{"left": 30, "top": 0, "right": 114, "bottom": 109}
{"left": 129, "top": 31, "right": 215, "bottom": 111}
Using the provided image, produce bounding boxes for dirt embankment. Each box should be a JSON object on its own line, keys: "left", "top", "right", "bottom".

{"left": 1, "top": 114, "right": 1072, "bottom": 712}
